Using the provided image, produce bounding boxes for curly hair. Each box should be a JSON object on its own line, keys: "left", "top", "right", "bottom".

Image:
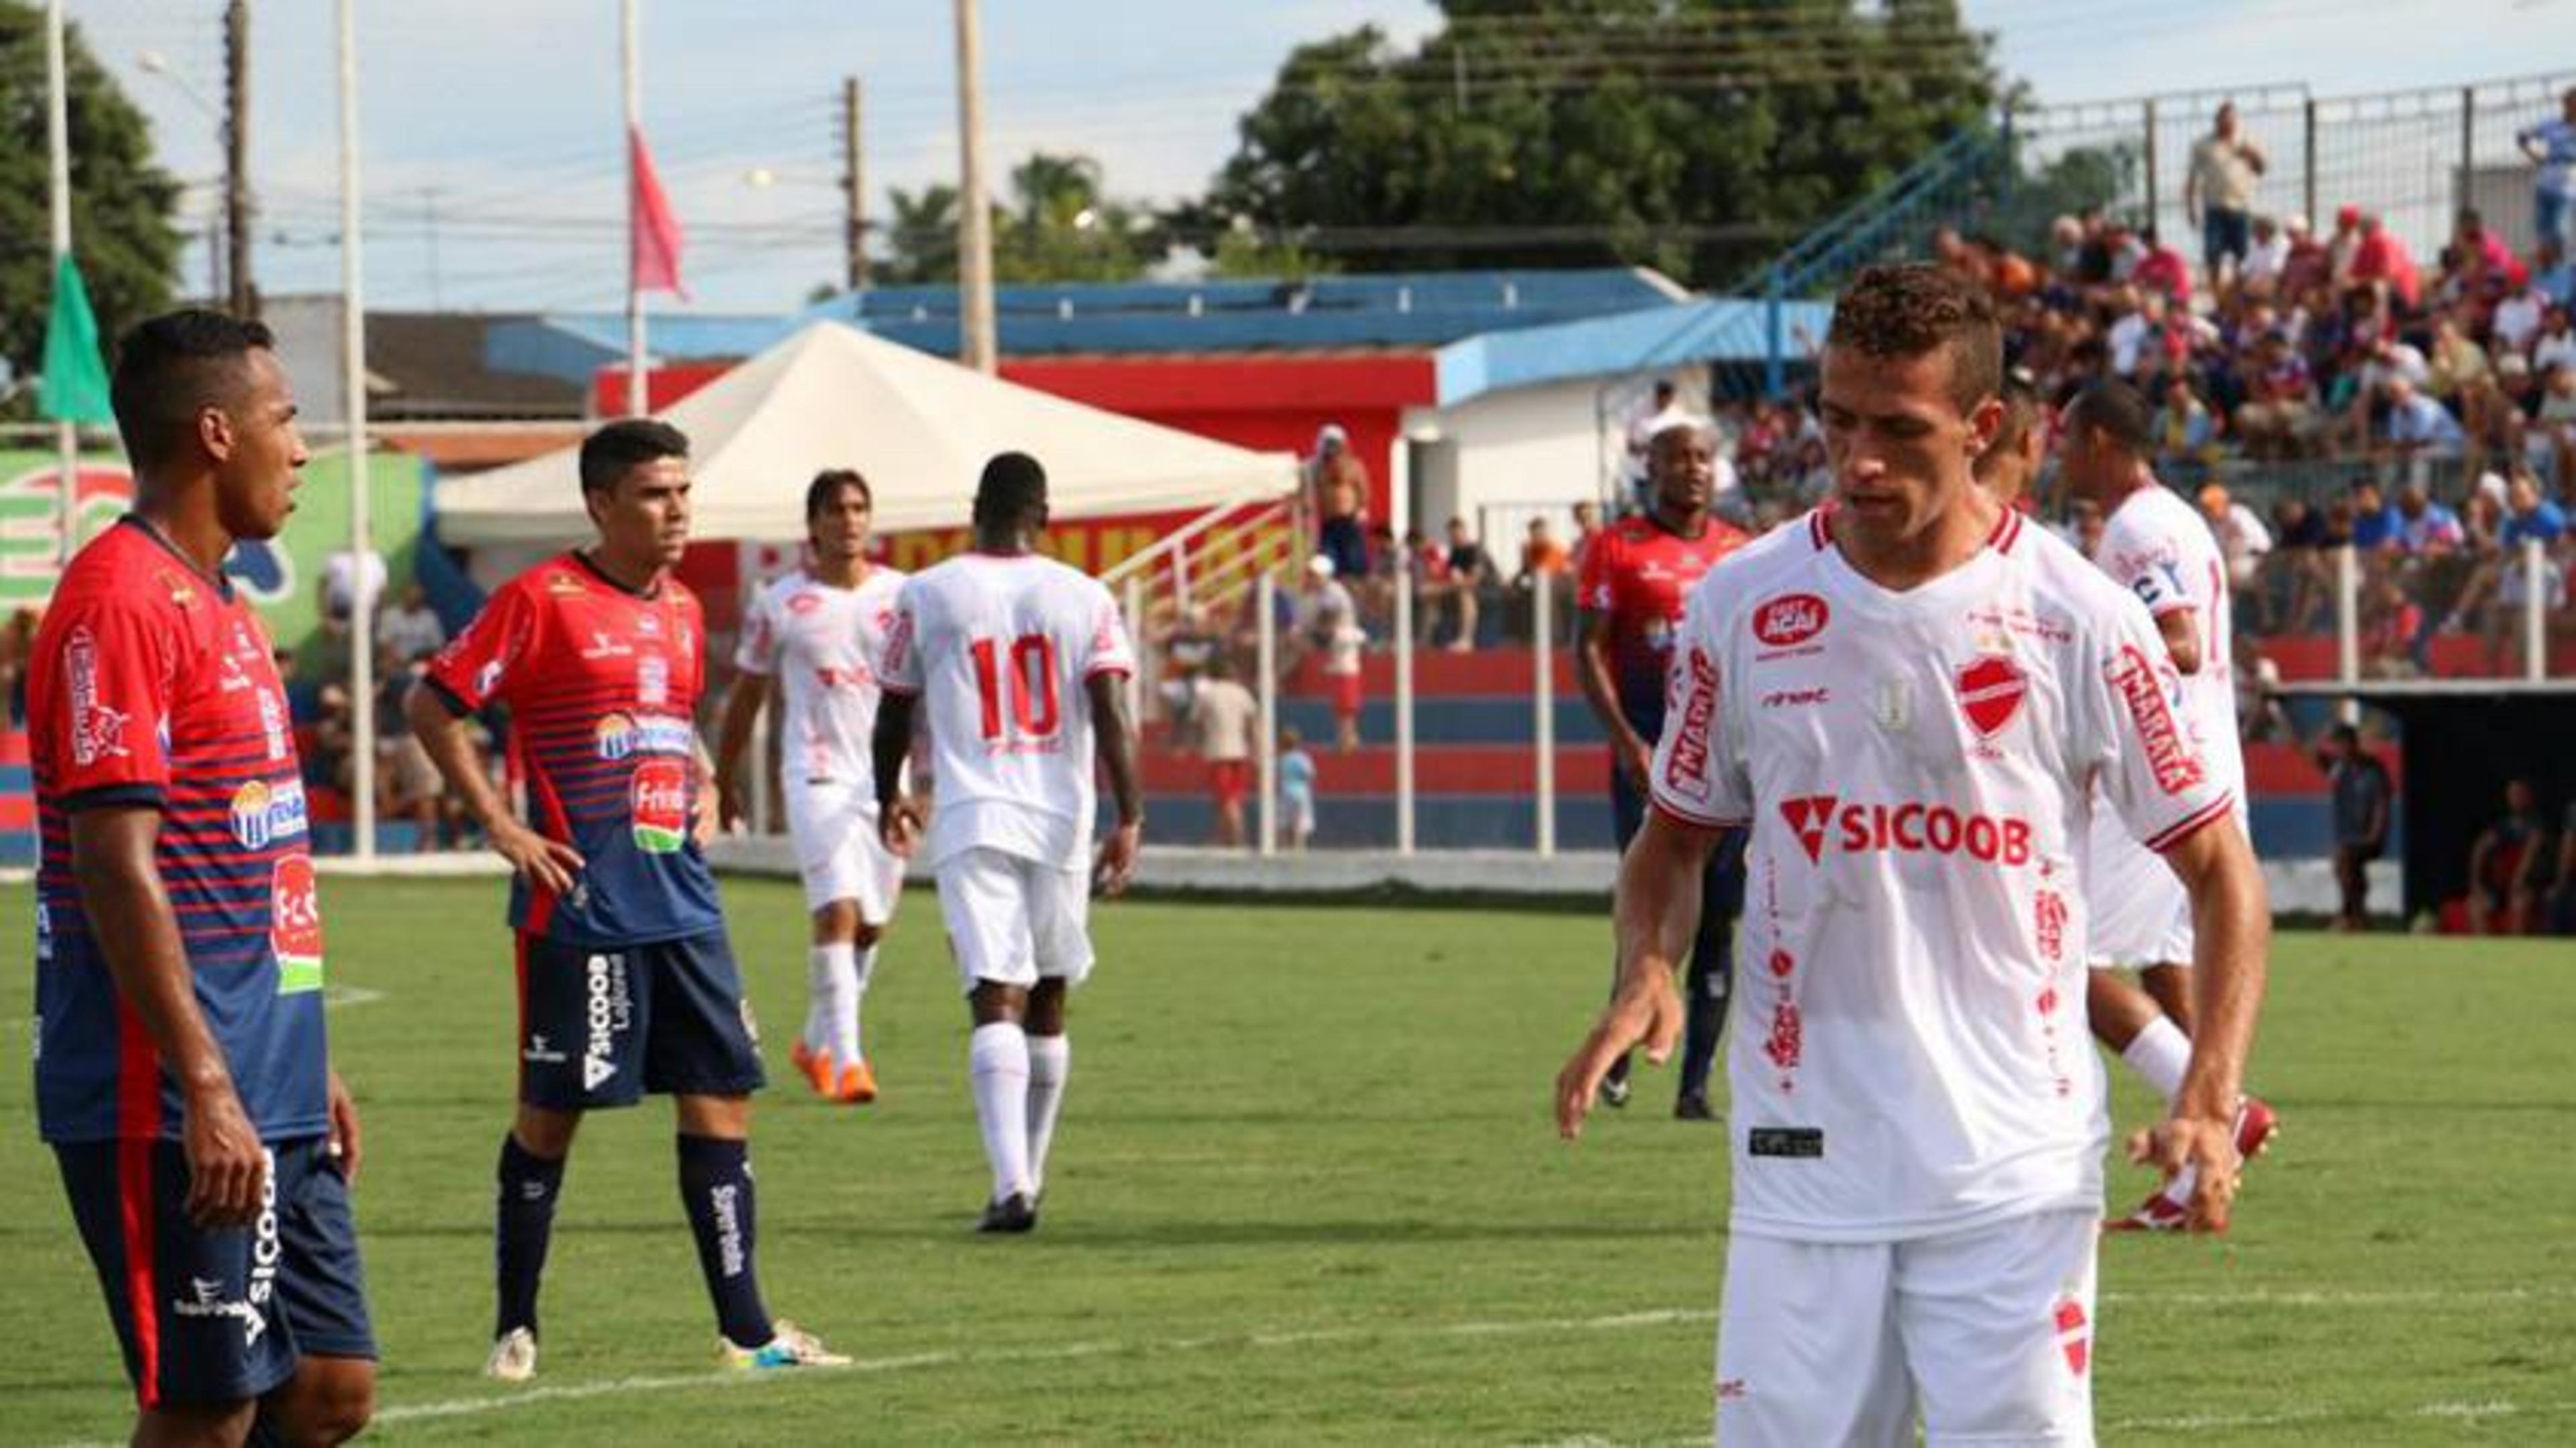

{"left": 1825, "top": 263, "right": 2002, "bottom": 414}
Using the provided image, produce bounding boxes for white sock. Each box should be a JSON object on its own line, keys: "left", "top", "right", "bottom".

{"left": 969, "top": 1023, "right": 1032, "bottom": 1201}
{"left": 843, "top": 944, "right": 877, "bottom": 1062}
{"left": 808, "top": 943, "right": 856, "bottom": 1059}
{"left": 2120, "top": 1015, "right": 2193, "bottom": 1104}
{"left": 802, "top": 945, "right": 837, "bottom": 1052}
{"left": 1025, "top": 1034, "right": 1071, "bottom": 1198}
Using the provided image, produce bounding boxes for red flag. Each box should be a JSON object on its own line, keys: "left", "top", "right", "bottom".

{"left": 629, "top": 125, "right": 687, "bottom": 299}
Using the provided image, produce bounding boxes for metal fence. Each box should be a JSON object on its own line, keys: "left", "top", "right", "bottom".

{"left": 2010, "top": 70, "right": 2576, "bottom": 267}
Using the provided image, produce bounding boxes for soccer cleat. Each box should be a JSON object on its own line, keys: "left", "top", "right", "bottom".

{"left": 483, "top": 1327, "right": 537, "bottom": 1382}
{"left": 2107, "top": 1097, "right": 2281, "bottom": 1233}
{"left": 830, "top": 1057, "right": 878, "bottom": 1105}
{"left": 718, "top": 1319, "right": 851, "bottom": 1371}
{"left": 2235, "top": 1095, "right": 2281, "bottom": 1161}
{"left": 1598, "top": 1075, "right": 1631, "bottom": 1110}
{"left": 976, "top": 1192, "right": 1038, "bottom": 1234}
{"left": 2104, "top": 1190, "right": 2192, "bottom": 1232}
{"left": 1673, "top": 1092, "right": 1718, "bottom": 1122}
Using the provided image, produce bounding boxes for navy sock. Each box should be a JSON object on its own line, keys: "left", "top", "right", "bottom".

{"left": 677, "top": 1134, "right": 773, "bottom": 1347}
{"left": 494, "top": 1133, "right": 567, "bottom": 1339}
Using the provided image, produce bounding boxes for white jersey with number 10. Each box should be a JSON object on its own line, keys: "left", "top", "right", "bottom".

{"left": 878, "top": 551, "right": 1136, "bottom": 871}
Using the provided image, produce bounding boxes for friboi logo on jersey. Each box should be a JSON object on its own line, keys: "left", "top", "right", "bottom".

{"left": 271, "top": 855, "right": 325, "bottom": 993}
{"left": 630, "top": 757, "right": 691, "bottom": 853}
{"left": 1751, "top": 592, "right": 1830, "bottom": 649}
{"left": 1953, "top": 654, "right": 2029, "bottom": 739}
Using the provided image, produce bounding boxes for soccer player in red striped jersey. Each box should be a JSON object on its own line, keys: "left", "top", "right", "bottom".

{"left": 1574, "top": 417, "right": 1750, "bottom": 1119}
{"left": 34, "top": 310, "right": 375, "bottom": 1445}
{"left": 407, "top": 419, "right": 844, "bottom": 1379}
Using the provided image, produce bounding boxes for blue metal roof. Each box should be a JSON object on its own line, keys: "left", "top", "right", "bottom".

{"left": 477, "top": 269, "right": 1821, "bottom": 407}
{"left": 483, "top": 268, "right": 1686, "bottom": 383}
{"left": 1432, "top": 297, "right": 1837, "bottom": 406}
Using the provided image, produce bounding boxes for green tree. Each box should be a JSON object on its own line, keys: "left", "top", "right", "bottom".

{"left": 0, "top": 3, "right": 182, "bottom": 388}
{"left": 881, "top": 153, "right": 1159, "bottom": 287}
{"left": 1203, "top": 1, "right": 1998, "bottom": 287}
{"left": 880, "top": 183, "right": 961, "bottom": 285}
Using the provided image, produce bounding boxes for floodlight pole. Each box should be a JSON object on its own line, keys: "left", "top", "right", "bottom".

{"left": 954, "top": 0, "right": 997, "bottom": 372}
{"left": 623, "top": 0, "right": 648, "bottom": 415}
{"left": 338, "top": 0, "right": 378, "bottom": 860}
{"left": 1256, "top": 572, "right": 1278, "bottom": 856}
{"left": 45, "top": 0, "right": 76, "bottom": 568}
{"left": 1534, "top": 568, "right": 1555, "bottom": 858}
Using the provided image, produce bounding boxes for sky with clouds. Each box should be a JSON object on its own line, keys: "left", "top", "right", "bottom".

{"left": 52, "top": 0, "right": 2569, "bottom": 315}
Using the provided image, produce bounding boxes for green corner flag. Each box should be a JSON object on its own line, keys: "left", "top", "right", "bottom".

{"left": 39, "top": 252, "right": 115, "bottom": 426}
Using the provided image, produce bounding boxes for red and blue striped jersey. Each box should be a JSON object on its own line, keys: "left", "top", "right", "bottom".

{"left": 424, "top": 552, "right": 721, "bottom": 945}
{"left": 30, "top": 518, "right": 329, "bottom": 1144}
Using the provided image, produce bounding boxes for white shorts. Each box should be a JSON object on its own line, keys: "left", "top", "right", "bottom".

{"left": 934, "top": 847, "right": 1094, "bottom": 994}
{"left": 1716, "top": 1210, "right": 2098, "bottom": 1447}
{"left": 782, "top": 779, "right": 908, "bottom": 922}
{"left": 2086, "top": 826, "right": 2193, "bottom": 969}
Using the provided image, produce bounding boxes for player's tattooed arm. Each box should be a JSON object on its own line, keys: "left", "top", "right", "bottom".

{"left": 70, "top": 805, "right": 267, "bottom": 1229}
{"left": 404, "top": 679, "right": 583, "bottom": 895}
{"left": 1088, "top": 672, "right": 1143, "bottom": 896}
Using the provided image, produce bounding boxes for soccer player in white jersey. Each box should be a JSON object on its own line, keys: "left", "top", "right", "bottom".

{"left": 872, "top": 452, "right": 1142, "bottom": 1234}
{"left": 715, "top": 470, "right": 908, "bottom": 1104}
{"left": 2057, "top": 380, "right": 2281, "bottom": 1231}
{"left": 1556, "top": 265, "right": 2271, "bottom": 1446}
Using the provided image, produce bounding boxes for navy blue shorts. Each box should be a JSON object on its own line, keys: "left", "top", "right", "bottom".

{"left": 56, "top": 1135, "right": 376, "bottom": 1410}
{"left": 516, "top": 930, "right": 765, "bottom": 1109}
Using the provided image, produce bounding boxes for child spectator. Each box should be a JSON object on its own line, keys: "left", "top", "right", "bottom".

{"left": 1277, "top": 725, "right": 1317, "bottom": 851}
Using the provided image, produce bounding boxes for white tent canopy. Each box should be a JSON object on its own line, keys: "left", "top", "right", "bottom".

{"left": 431, "top": 321, "right": 1299, "bottom": 545}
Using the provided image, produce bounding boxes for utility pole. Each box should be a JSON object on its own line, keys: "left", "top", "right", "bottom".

{"left": 224, "top": 0, "right": 254, "bottom": 318}
{"left": 841, "top": 76, "right": 867, "bottom": 292}
{"left": 954, "top": 0, "right": 996, "bottom": 372}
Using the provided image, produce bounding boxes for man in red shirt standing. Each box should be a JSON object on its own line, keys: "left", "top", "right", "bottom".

{"left": 1574, "top": 418, "right": 1750, "bottom": 1118}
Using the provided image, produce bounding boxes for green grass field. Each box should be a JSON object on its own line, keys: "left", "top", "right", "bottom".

{"left": 3, "top": 876, "right": 2572, "bottom": 1445}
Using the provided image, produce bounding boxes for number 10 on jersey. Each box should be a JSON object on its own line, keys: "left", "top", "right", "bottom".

{"left": 971, "top": 634, "right": 1061, "bottom": 742}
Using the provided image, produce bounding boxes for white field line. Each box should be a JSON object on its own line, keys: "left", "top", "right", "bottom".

{"left": 48, "top": 1289, "right": 2569, "bottom": 1445}
{"left": 312, "top": 1289, "right": 2558, "bottom": 1435}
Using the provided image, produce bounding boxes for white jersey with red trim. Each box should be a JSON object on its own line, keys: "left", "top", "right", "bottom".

{"left": 878, "top": 551, "right": 1136, "bottom": 870}
{"left": 1651, "top": 505, "right": 2237, "bottom": 1243}
{"left": 2088, "top": 480, "right": 2247, "bottom": 807}
{"left": 735, "top": 565, "right": 907, "bottom": 790}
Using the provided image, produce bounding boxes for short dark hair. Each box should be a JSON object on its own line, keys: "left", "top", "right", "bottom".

{"left": 806, "top": 468, "right": 871, "bottom": 520}
{"left": 109, "top": 309, "right": 276, "bottom": 472}
{"left": 2332, "top": 721, "right": 2361, "bottom": 747}
{"left": 1987, "top": 368, "right": 2041, "bottom": 460}
{"left": 1825, "top": 264, "right": 2001, "bottom": 413}
{"left": 973, "top": 451, "right": 1048, "bottom": 529}
{"left": 2065, "top": 378, "right": 2156, "bottom": 456}
{"left": 578, "top": 418, "right": 689, "bottom": 495}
